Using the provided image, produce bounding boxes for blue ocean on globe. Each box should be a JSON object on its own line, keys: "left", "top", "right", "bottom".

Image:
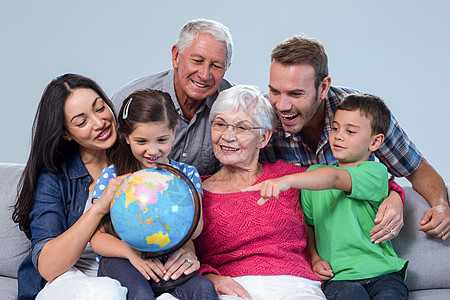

{"left": 110, "top": 168, "right": 196, "bottom": 254}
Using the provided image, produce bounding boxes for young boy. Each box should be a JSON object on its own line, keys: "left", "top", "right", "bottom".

{"left": 245, "top": 94, "right": 408, "bottom": 299}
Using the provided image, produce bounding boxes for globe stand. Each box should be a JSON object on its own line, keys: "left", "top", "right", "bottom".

{"left": 145, "top": 254, "right": 197, "bottom": 295}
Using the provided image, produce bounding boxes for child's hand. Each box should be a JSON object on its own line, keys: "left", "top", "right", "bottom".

{"left": 128, "top": 248, "right": 166, "bottom": 282}
{"left": 241, "top": 177, "right": 292, "bottom": 205}
{"left": 312, "top": 259, "right": 334, "bottom": 281}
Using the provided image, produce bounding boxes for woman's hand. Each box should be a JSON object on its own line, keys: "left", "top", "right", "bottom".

{"left": 93, "top": 173, "right": 130, "bottom": 215}
{"left": 312, "top": 260, "right": 334, "bottom": 281}
{"left": 161, "top": 243, "right": 200, "bottom": 281}
{"left": 204, "top": 273, "right": 252, "bottom": 300}
{"left": 370, "top": 190, "right": 404, "bottom": 243}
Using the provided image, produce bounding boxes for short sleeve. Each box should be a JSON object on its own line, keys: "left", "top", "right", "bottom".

{"left": 183, "top": 164, "right": 203, "bottom": 196}
{"left": 92, "top": 164, "right": 117, "bottom": 200}
{"left": 301, "top": 189, "right": 314, "bottom": 226}
{"left": 300, "top": 165, "right": 322, "bottom": 226}
{"left": 170, "top": 160, "right": 203, "bottom": 196}
{"left": 346, "top": 161, "right": 389, "bottom": 203}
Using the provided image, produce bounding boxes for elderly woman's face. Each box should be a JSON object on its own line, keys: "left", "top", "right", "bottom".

{"left": 211, "top": 107, "right": 266, "bottom": 168}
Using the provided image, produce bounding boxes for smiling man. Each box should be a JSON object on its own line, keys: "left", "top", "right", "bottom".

{"left": 111, "top": 19, "right": 233, "bottom": 175}
{"left": 261, "top": 35, "right": 450, "bottom": 241}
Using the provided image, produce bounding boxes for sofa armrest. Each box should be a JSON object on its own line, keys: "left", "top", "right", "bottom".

{"left": 392, "top": 184, "right": 450, "bottom": 292}
{"left": 0, "top": 163, "right": 30, "bottom": 280}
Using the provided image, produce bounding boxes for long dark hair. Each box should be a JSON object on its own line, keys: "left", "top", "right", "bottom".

{"left": 12, "top": 73, "right": 115, "bottom": 239}
{"left": 101, "top": 89, "right": 178, "bottom": 236}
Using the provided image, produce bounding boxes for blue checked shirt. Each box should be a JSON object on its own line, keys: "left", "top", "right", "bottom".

{"left": 261, "top": 86, "right": 422, "bottom": 177}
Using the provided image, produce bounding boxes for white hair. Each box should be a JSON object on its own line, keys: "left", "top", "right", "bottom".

{"left": 177, "top": 18, "right": 233, "bottom": 67}
{"left": 210, "top": 85, "right": 276, "bottom": 130}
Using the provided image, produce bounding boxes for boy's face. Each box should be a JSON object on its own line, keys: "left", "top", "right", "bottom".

{"left": 330, "top": 109, "right": 382, "bottom": 168}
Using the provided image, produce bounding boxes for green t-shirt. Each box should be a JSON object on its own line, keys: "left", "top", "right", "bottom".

{"left": 301, "top": 161, "right": 408, "bottom": 281}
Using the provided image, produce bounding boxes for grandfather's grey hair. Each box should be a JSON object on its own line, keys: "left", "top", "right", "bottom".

{"left": 177, "top": 18, "right": 233, "bottom": 67}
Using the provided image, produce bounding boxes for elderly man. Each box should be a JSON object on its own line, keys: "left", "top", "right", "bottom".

{"left": 111, "top": 18, "right": 233, "bottom": 176}
{"left": 262, "top": 35, "right": 449, "bottom": 241}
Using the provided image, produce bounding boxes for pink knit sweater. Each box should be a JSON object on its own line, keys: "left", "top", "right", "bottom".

{"left": 195, "top": 160, "right": 320, "bottom": 282}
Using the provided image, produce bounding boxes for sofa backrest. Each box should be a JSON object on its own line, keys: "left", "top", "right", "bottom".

{"left": 0, "top": 163, "right": 30, "bottom": 280}
{"left": 392, "top": 185, "right": 450, "bottom": 293}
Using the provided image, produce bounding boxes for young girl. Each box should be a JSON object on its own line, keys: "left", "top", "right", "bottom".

{"left": 90, "top": 89, "right": 217, "bottom": 300}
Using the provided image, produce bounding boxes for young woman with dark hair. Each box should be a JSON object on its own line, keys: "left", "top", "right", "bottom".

{"left": 13, "top": 73, "right": 127, "bottom": 299}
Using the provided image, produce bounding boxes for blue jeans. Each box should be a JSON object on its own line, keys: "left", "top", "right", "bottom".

{"left": 324, "top": 272, "right": 408, "bottom": 300}
{"left": 98, "top": 257, "right": 218, "bottom": 300}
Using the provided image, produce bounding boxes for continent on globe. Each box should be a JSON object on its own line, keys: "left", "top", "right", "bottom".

{"left": 147, "top": 231, "right": 171, "bottom": 248}
{"left": 117, "top": 172, "right": 174, "bottom": 211}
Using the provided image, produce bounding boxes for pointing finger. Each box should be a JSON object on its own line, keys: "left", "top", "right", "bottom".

{"left": 241, "top": 183, "right": 262, "bottom": 193}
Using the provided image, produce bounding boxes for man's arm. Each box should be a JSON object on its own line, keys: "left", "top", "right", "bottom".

{"left": 370, "top": 182, "right": 405, "bottom": 244}
{"left": 406, "top": 158, "right": 450, "bottom": 240}
{"left": 373, "top": 112, "right": 449, "bottom": 240}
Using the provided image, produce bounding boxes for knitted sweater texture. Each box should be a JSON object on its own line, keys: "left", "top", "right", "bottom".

{"left": 195, "top": 160, "right": 320, "bottom": 282}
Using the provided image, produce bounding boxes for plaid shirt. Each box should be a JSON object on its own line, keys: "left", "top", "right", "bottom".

{"left": 261, "top": 86, "right": 422, "bottom": 177}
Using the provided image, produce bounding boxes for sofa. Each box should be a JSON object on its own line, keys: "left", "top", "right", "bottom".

{"left": 1, "top": 163, "right": 449, "bottom": 299}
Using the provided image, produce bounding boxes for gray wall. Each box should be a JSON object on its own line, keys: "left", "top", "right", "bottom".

{"left": 1, "top": 1, "right": 449, "bottom": 185}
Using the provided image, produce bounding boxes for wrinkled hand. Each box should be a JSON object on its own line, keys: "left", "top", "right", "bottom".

{"left": 93, "top": 173, "right": 131, "bottom": 215}
{"left": 370, "top": 191, "right": 404, "bottom": 243}
{"left": 204, "top": 274, "right": 252, "bottom": 300}
{"left": 161, "top": 247, "right": 200, "bottom": 281}
{"left": 419, "top": 203, "right": 450, "bottom": 240}
{"left": 312, "top": 260, "right": 334, "bottom": 281}
{"left": 241, "top": 178, "right": 291, "bottom": 206}
{"left": 128, "top": 248, "right": 166, "bottom": 282}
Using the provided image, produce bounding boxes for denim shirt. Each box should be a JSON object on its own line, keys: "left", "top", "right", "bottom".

{"left": 17, "top": 152, "right": 92, "bottom": 300}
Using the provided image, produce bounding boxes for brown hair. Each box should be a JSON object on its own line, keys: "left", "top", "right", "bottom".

{"left": 101, "top": 89, "right": 178, "bottom": 237}
{"left": 337, "top": 93, "right": 391, "bottom": 135}
{"left": 271, "top": 34, "right": 328, "bottom": 91}
{"left": 110, "top": 89, "right": 178, "bottom": 175}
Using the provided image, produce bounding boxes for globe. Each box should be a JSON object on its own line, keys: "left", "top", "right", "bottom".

{"left": 110, "top": 163, "right": 200, "bottom": 258}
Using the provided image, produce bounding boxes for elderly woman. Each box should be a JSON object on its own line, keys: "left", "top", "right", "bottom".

{"left": 194, "top": 85, "right": 326, "bottom": 300}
